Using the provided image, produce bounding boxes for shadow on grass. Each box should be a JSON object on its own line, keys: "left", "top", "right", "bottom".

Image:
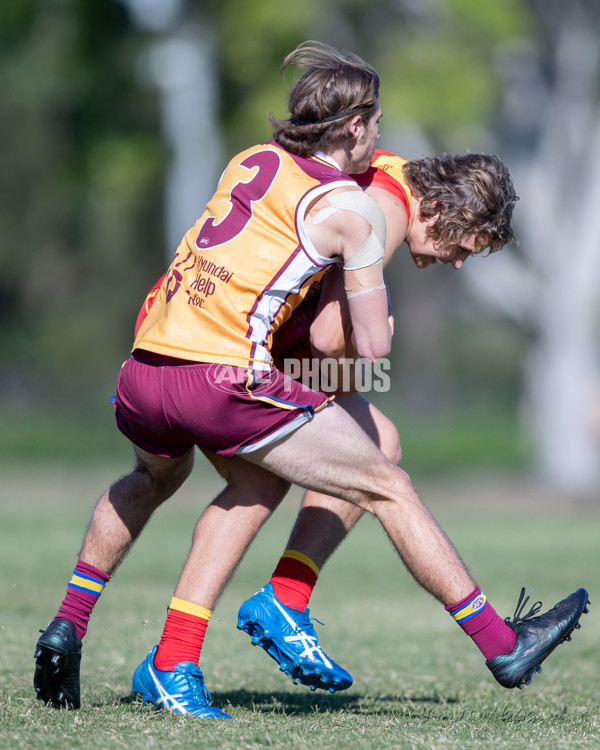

{"left": 220, "top": 688, "right": 461, "bottom": 715}
{"left": 113, "top": 689, "right": 459, "bottom": 716}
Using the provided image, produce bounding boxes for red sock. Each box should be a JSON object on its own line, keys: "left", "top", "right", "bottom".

{"left": 55, "top": 560, "right": 110, "bottom": 641}
{"left": 446, "top": 587, "right": 516, "bottom": 660}
{"left": 269, "top": 550, "right": 319, "bottom": 611}
{"left": 153, "top": 598, "right": 211, "bottom": 671}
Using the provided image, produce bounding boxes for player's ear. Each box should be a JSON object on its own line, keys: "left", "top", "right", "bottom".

{"left": 348, "top": 115, "right": 363, "bottom": 139}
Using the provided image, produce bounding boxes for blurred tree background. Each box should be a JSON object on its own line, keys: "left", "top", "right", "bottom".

{"left": 1, "top": 0, "right": 599, "bottom": 491}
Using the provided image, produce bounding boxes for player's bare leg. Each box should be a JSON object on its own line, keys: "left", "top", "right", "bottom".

{"left": 172, "top": 454, "right": 291, "bottom": 609}
{"left": 79, "top": 448, "right": 195, "bottom": 573}
{"left": 283, "top": 394, "right": 401, "bottom": 568}
{"left": 130, "top": 455, "right": 291, "bottom": 719}
{"left": 236, "top": 395, "right": 403, "bottom": 691}
{"left": 34, "top": 447, "right": 194, "bottom": 709}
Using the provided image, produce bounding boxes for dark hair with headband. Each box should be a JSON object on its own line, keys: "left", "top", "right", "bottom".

{"left": 271, "top": 41, "right": 380, "bottom": 157}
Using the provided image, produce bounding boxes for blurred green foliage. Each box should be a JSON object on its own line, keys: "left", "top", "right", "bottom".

{"left": 0, "top": 0, "right": 167, "bottom": 413}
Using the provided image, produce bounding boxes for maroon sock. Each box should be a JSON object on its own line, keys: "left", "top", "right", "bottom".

{"left": 54, "top": 560, "right": 110, "bottom": 641}
{"left": 446, "top": 587, "right": 516, "bottom": 660}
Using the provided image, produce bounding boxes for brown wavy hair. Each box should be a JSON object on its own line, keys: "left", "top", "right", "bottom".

{"left": 271, "top": 41, "right": 380, "bottom": 157}
{"left": 403, "top": 153, "right": 518, "bottom": 252}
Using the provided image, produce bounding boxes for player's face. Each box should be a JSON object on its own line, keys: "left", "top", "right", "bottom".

{"left": 408, "top": 215, "right": 484, "bottom": 270}
{"left": 348, "top": 100, "right": 382, "bottom": 173}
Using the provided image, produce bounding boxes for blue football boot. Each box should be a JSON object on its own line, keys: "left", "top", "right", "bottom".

{"left": 487, "top": 587, "right": 590, "bottom": 689}
{"left": 131, "top": 646, "right": 231, "bottom": 719}
{"left": 237, "top": 583, "right": 352, "bottom": 692}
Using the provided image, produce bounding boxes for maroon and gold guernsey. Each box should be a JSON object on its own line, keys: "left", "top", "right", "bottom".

{"left": 134, "top": 142, "right": 359, "bottom": 371}
{"left": 134, "top": 149, "right": 414, "bottom": 368}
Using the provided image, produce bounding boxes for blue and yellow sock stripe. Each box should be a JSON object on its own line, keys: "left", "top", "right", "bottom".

{"left": 68, "top": 571, "right": 106, "bottom": 598}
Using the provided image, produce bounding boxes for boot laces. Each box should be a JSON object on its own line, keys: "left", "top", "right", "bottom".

{"left": 505, "top": 587, "right": 543, "bottom": 626}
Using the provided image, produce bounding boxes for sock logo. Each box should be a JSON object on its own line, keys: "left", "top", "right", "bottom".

{"left": 451, "top": 593, "right": 488, "bottom": 623}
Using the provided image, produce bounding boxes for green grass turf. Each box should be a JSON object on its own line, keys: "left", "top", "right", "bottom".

{"left": 1, "top": 460, "right": 598, "bottom": 749}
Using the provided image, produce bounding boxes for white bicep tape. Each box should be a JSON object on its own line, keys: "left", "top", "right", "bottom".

{"left": 326, "top": 191, "right": 386, "bottom": 270}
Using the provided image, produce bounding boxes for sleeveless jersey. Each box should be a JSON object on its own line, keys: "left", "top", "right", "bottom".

{"left": 355, "top": 149, "right": 412, "bottom": 219}
{"left": 133, "top": 142, "right": 358, "bottom": 370}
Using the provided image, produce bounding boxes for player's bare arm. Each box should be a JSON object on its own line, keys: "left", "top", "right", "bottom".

{"left": 305, "top": 188, "right": 390, "bottom": 362}
{"left": 309, "top": 266, "right": 352, "bottom": 360}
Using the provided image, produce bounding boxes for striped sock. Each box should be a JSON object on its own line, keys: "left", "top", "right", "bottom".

{"left": 55, "top": 560, "right": 110, "bottom": 641}
{"left": 446, "top": 587, "right": 516, "bottom": 660}
{"left": 153, "top": 597, "right": 211, "bottom": 671}
{"left": 269, "top": 550, "right": 319, "bottom": 611}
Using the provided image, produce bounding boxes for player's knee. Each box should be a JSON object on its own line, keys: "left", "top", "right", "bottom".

{"left": 248, "top": 472, "right": 291, "bottom": 507}
{"left": 378, "top": 417, "right": 402, "bottom": 465}
{"left": 136, "top": 449, "right": 194, "bottom": 500}
{"left": 372, "top": 463, "right": 417, "bottom": 506}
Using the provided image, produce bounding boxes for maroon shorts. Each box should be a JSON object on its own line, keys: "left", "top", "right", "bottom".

{"left": 113, "top": 350, "right": 330, "bottom": 459}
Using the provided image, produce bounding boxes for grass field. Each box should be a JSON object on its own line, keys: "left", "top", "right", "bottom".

{"left": 1, "top": 459, "right": 598, "bottom": 749}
